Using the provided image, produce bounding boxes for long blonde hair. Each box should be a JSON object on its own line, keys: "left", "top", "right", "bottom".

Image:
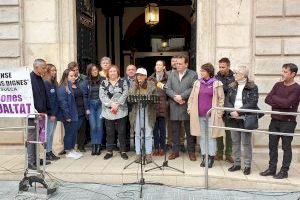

{"left": 43, "top": 64, "right": 58, "bottom": 85}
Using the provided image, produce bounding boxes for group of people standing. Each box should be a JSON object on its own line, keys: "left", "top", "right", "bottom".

{"left": 27, "top": 55, "right": 300, "bottom": 180}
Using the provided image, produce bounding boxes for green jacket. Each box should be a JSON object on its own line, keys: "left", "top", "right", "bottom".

{"left": 129, "top": 80, "right": 157, "bottom": 134}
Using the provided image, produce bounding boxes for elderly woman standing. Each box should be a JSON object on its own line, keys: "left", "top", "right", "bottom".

{"left": 225, "top": 66, "right": 259, "bottom": 175}
{"left": 99, "top": 57, "right": 111, "bottom": 78}
{"left": 100, "top": 65, "right": 129, "bottom": 160}
{"left": 188, "top": 63, "right": 225, "bottom": 168}
{"left": 129, "top": 68, "right": 157, "bottom": 164}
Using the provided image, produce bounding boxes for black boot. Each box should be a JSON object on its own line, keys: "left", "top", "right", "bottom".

{"left": 78, "top": 145, "right": 86, "bottom": 152}
{"left": 273, "top": 170, "right": 288, "bottom": 179}
{"left": 200, "top": 156, "right": 205, "bottom": 167}
{"left": 91, "top": 144, "right": 97, "bottom": 156}
{"left": 208, "top": 155, "right": 215, "bottom": 168}
{"left": 96, "top": 144, "right": 101, "bottom": 155}
{"left": 50, "top": 151, "right": 60, "bottom": 160}
{"left": 260, "top": 168, "right": 276, "bottom": 176}
{"left": 243, "top": 167, "right": 251, "bottom": 175}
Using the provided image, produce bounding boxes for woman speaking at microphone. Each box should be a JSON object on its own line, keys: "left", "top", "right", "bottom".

{"left": 129, "top": 68, "right": 158, "bottom": 164}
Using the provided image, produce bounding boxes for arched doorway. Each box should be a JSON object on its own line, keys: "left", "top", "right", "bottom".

{"left": 123, "top": 9, "right": 191, "bottom": 75}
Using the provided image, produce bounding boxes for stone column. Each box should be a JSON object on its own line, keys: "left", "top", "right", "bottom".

{"left": 0, "top": 0, "right": 77, "bottom": 146}
{"left": 0, "top": 0, "right": 24, "bottom": 144}
{"left": 196, "top": 0, "right": 216, "bottom": 73}
{"left": 22, "top": 0, "right": 77, "bottom": 150}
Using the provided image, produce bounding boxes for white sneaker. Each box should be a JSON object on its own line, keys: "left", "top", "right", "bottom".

{"left": 71, "top": 150, "right": 83, "bottom": 157}
{"left": 66, "top": 151, "right": 82, "bottom": 159}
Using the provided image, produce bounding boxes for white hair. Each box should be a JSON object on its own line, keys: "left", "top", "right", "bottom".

{"left": 100, "top": 57, "right": 111, "bottom": 64}
{"left": 234, "top": 65, "right": 249, "bottom": 78}
{"left": 33, "top": 58, "right": 46, "bottom": 68}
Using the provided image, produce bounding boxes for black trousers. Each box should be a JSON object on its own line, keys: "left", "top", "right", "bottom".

{"left": 125, "top": 115, "right": 131, "bottom": 149}
{"left": 171, "top": 120, "right": 195, "bottom": 154}
{"left": 104, "top": 117, "right": 126, "bottom": 152}
{"left": 77, "top": 116, "right": 87, "bottom": 148}
{"left": 268, "top": 119, "right": 297, "bottom": 172}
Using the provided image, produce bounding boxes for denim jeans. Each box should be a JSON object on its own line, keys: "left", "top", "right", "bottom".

{"left": 135, "top": 106, "right": 153, "bottom": 154}
{"left": 89, "top": 100, "right": 103, "bottom": 144}
{"left": 46, "top": 118, "right": 57, "bottom": 153}
{"left": 63, "top": 121, "right": 78, "bottom": 150}
{"left": 199, "top": 117, "right": 216, "bottom": 156}
{"left": 153, "top": 117, "right": 166, "bottom": 150}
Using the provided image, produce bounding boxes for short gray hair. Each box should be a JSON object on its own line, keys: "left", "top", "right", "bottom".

{"left": 100, "top": 57, "right": 111, "bottom": 64}
{"left": 33, "top": 58, "right": 46, "bottom": 68}
{"left": 234, "top": 65, "right": 249, "bottom": 78}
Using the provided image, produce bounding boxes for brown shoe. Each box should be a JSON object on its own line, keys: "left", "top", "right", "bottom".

{"left": 145, "top": 154, "right": 153, "bottom": 164}
{"left": 225, "top": 155, "right": 234, "bottom": 163}
{"left": 189, "top": 153, "right": 196, "bottom": 161}
{"left": 152, "top": 149, "right": 159, "bottom": 156}
{"left": 158, "top": 149, "right": 164, "bottom": 156}
{"left": 134, "top": 155, "right": 141, "bottom": 163}
{"left": 168, "top": 152, "right": 179, "bottom": 160}
{"left": 215, "top": 154, "right": 223, "bottom": 161}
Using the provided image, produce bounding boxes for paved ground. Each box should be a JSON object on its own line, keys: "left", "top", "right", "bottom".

{"left": 0, "top": 147, "right": 300, "bottom": 191}
{"left": 0, "top": 181, "right": 300, "bottom": 200}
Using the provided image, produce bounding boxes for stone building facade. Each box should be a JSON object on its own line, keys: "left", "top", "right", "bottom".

{"left": 0, "top": 0, "right": 299, "bottom": 147}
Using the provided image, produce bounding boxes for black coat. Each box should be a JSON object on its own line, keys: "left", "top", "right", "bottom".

{"left": 224, "top": 81, "right": 259, "bottom": 117}
{"left": 30, "top": 72, "right": 51, "bottom": 115}
{"left": 215, "top": 70, "right": 235, "bottom": 96}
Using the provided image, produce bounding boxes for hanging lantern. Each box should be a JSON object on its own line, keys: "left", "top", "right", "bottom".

{"left": 145, "top": 3, "right": 159, "bottom": 26}
{"left": 161, "top": 38, "right": 169, "bottom": 48}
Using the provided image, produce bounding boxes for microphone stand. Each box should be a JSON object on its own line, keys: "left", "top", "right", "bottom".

{"left": 123, "top": 92, "right": 162, "bottom": 198}
{"left": 145, "top": 87, "right": 184, "bottom": 174}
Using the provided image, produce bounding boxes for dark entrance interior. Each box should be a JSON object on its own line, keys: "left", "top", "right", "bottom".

{"left": 76, "top": 0, "right": 196, "bottom": 75}
{"left": 135, "top": 56, "right": 172, "bottom": 76}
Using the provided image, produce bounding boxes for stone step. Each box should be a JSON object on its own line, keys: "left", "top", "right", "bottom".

{"left": 1, "top": 145, "right": 299, "bottom": 162}
{"left": 0, "top": 153, "right": 299, "bottom": 192}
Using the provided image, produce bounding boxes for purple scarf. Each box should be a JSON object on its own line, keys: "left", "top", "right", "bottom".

{"left": 199, "top": 77, "right": 216, "bottom": 86}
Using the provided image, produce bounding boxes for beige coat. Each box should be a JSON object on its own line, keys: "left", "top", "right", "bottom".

{"left": 187, "top": 80, "right": 225, "bottom": 138}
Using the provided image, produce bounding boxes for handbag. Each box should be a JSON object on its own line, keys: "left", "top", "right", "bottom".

{"left": 243, "top": 114, "right": 259, "bottom": 130}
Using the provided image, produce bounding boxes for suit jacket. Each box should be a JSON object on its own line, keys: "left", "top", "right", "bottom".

{"left": 165, "top": 69, "right": 198, "bottom": 120}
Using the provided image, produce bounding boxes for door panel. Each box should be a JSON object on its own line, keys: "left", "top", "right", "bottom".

{"left": 76, "top": 0, "right": 96, "bottom": 74}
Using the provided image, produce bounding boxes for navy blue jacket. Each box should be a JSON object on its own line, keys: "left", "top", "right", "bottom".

{"left": 30, "top": 71, "right": 52, "bottom": 115}
{"left": 57, "top": 82, "right": 78, "bottom": 122}
{"left": 44, "top": 80, "right": 61, "bottom": 119}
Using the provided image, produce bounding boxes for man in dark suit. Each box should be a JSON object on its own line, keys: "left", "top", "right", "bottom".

{"left": 165, "top": 55, "right": 197, "bottom": 161}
